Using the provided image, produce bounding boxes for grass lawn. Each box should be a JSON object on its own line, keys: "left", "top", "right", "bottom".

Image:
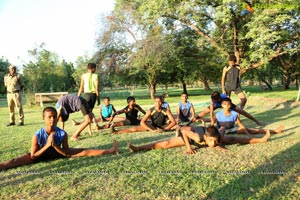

{"left": 0, "top": 86, "right": 300, "bottom": 199}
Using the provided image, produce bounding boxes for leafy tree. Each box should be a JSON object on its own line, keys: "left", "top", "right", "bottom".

{"left": 0, "top": 57, "right": 10, "bottom": 94}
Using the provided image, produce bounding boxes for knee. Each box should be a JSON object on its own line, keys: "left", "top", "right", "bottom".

{"left": 161, "top": 141, "right": 170, "bottom": 149}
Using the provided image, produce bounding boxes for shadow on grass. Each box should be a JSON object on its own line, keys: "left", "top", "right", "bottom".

{"left": 207, "top": 143, "right": 300, "bottom": 199}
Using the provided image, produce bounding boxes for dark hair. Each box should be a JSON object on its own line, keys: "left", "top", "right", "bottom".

{"left": 181, "top": 92, "right": 188, "bottom": 96}
{"left": 42, "top": 107, "right": 57, "bottom": 117}
{"left": 205, "top": 126, "right": 221, "bottom": 143}
{"left": 127, "top": 96, "right": 135, "bottom": 104}
{"left": 229, "top": 55, "right": 237, "bottom": 62}
{"left": 103, "top": 96, "right": 110, "bottom": 101}
{"left": 211, "top": 91, "right": 221, "bottom": 101}
{"left": 87, "top": 63, "right": 96, "bottom": 69}
{"left": 155, "top": 96, "right": 163, "bottom": 102}
{"left": 221, "top": 97, "right": 232, "bottom": 103}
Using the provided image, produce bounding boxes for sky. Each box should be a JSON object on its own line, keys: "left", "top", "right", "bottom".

{"left": 0, "top": 0, "right": 115, "bottom": 67}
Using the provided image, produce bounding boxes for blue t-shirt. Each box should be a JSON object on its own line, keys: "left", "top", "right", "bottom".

{"left": 216, "top": 110, "right": 238, "bottom": 129}
{"left": 162, "top": 102, "right": 169, "bottom": 109}
{"left": 212, "top": 94, "right": 228, "bottom": 108}
{"left": 101, "top": 104, "right": 113, "bottom": 118}
{"left": 55, "top": 95, "right": 82, "bottom": 115}
{"left": 35, "top": 127, "right": 66, "bottom": 148}
{"left": 178, "top": 101, "right": 192, "bottom": 121}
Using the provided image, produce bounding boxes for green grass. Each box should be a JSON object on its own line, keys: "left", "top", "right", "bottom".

{"left": 0, "top": 86, "right": 300, "bottom": 199}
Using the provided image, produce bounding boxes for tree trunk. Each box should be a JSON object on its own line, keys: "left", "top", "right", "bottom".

{"left": 149, "top": 82, "right": 156, "bottom": 100}
{"left": 282, "top": 69, "right": 291, "bottom": 90}
{"left": 254, "top": 69, "right": 272, "bottom": 90}
{"left": 201, "top": 78, "right": 211, "bottom": 91}
{"left": 181, "top": 81, "right": 187, "bottom": 94}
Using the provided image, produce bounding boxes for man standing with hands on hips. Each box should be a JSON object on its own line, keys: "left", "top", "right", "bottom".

{"left": 4, "top": 65, "right": 25, "bottom": 126}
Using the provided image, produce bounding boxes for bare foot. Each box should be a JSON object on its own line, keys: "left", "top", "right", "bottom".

{"left": 127, "top": 142, "right": 138, "bottom": 153}
{"left": 262, "top": 130, "right": 271, "bottom": 142}
{"left": 109, "top": 140, "right": 119, "bottom": 155}
{"left": 275, "top": 125, "right": 285, "bottom": 134}
{"left": 71, "top": 119, "right": 79, "bottom": 126}
{"left": 71, "top": 136, "right": 80, "bottom": 141}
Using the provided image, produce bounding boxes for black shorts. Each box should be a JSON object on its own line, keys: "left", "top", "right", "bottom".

{"left": 224, "top": 86, "right": 243, "bottom": 95}
{"left": 84, "top": 93, "right": 97, "bottom": 111}
{"left": 79, "top": 98, "right": 91, "bottom": 116}
{"left": 31, "top": 147, "right": 65, "bottom": 163}
{"left": 129, "top": 119, "right": 141, "bottom": 125}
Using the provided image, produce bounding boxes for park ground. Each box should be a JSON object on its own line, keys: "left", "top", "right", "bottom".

{"left": 0, "top": 86, "right": 299, "bottom": 199}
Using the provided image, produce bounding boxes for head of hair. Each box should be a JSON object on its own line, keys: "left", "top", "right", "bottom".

{"left": 155, "top": 95, "right": 163, "bottom": 102}
{"left": 181, "top": 92, "right": 188, "bottom": 96}
{"left": 221, "top": 97, "right": 232, "bottom": 103}
{"left": 205, "top": 126, "right": 221, "bottom": 143}
{"left": 127, "top": 96, "right": 135, "bottom": 104}
{"left": 42, "top": 106, "right": 57, "bottom": 117}
{"left": 103, "top": 96, "right": 110, "bottom": 101}
{"left": 87, "top": 63, "right": 96, "bottom": 70}
{"left": 211, "top": 91, "right": 221, "bottom": 101}
{"left": 229, "top": 55, "right": 237, "bottom": 62}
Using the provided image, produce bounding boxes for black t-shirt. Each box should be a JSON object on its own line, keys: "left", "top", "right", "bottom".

{"left": 150, "top": 107, "right": 168, "bottom": 128}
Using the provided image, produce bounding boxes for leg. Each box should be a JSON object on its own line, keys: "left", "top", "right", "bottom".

{"left": 237, "top": 125, "right": 284, "bottom": 134}
{"left": 68, "top": 140, "right": 118, "bottom": 157}
{"left": 72, "top": 114, "right": 91, "bottom": 140}
{"left": 196, "top": 107, "right": 211, "bottom": 122}
{"left": 71, "top": 119, "right": 82, "bottom": 126}
{"left": 15, "top": 93, "right": 24, "bottom": 124}
{"left": 222, "top": 130, "right": 270, "bottom": 144}
{"left": 0, "top": 154, "right": 34, "bottom": 170}
{"left": 233, "top": 107, "right": 264, "bottom": 126}
{"left": 237, "top": 92, "right": 247, "bottom": 110}
{"left": 111, "top": 125, "right": 147, "bottom": 134}
{"left": 127, "top": 137, "right": 185, "bottom": 152}
{"left": 7, "top": 94, "right": 15, "bottom": 124}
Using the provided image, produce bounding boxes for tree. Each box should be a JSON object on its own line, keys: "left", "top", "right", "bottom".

{"left": 0, "top": 57, "right": 10, "bottom": 94}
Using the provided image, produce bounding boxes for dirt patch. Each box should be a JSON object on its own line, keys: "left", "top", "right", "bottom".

{"left": 247, "top": 97, "right": 300, "bottom": 109}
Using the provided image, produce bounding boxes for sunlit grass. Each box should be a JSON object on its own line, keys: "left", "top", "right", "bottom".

{"left": 0, "top": 86, "right": 299, "bottom": 199}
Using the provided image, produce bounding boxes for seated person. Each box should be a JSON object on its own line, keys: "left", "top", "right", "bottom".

{"left": 107, "top": 96, "right": 146, "bottom": 128}
{"left": 161, "top": 93, "right": 171, "bottom": 111}
{"left": 71, "top": 96, "right": 122, "bottom": 129}
{"left": 212, "top": 98, "right": 284, "bottom": 136}
{"left": 196, "top": 91, "right": 264, "bottom": 126}
{"left": 0, "top": 107, "right": 118, "bottom": 171}
{"left": 128, "top": 125, "right": 270, "bottom": 154}
{"left": 111, "top": 96, "right": 176, "bottom": 134}
{"left": 176, "top": 92, "right": 196, "bottom": 124}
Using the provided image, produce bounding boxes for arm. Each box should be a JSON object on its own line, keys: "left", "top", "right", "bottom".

{"left": 107, "top": 108, "right": 125, "bottom": 124}
{"left": 95, "top": 75, "right": 100, "bottom": 105}
{"left": 99, "top": 106, "right": 103, "bottom": 123}
{"left": 136, "top": 105, "right": 146, "bottom": 115}
{"left": 56, "top": 106, "right": 65, "bottom": 129}
{"left": 30, "top": 134, "right": 53, "bottom": 159}
{"left": 221, "top": 67, "right": 227, "bottom": 94}
{"left": 190, "top": 104, "right": 196, "bottom": 122}
{"left": 140, "top": 111, "right": 156, "bottom": 132}
{"left": 209, "top": 103, "right": 215, "bottom": 125}
{"left": 51, "top": 133, "right": 69, "bottom": 157}
{"left": 163, "top": 110, "right": 176, "bottom": 131}
{"left": 236, "top": 117, "right": 251, "bottom": 135}
{"left": 181, "top": 129, "right": 196, "bottom": 154}
{"left": 176, "top": 105, "right": 180, "bottom": 123}
{"left": 77, "top": 75, "right": 84, "bottom": 96}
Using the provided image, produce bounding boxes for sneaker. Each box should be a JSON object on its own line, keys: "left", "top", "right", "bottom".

{"left": 6, "top": 122, "right": 15, "bottom": 126}
{"left": 17, "top": 122, "right": 24, "bottom": 126}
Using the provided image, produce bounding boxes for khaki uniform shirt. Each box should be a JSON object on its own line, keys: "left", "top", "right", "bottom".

{"left": 4, "top": 73, "right": 24, "bottom": 92}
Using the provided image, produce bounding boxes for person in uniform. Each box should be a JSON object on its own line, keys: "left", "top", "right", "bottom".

{"left": 4, "top": 65, "right": 25, "bottom": 126}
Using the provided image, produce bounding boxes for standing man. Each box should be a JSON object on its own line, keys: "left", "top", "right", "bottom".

{"left": 4, "top": 65, "right": 24, "bottom": 126}
{"left": 77, "top": 63, "right": 100, "bottom": 112}
{"left": 221, "top": 55, "right": 247, "bottom": 110}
